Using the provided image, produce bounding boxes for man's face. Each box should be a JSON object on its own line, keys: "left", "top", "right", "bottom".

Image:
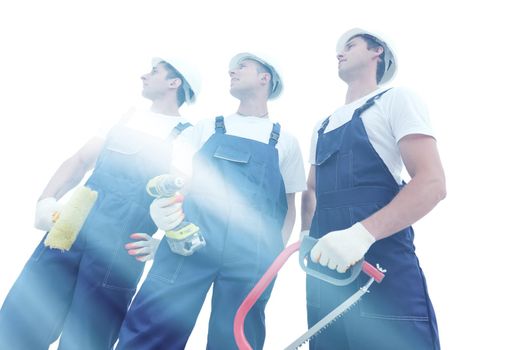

{"left": 141, "top": 63, "right": 175, "bottom": 100}
{"left": 228, "top": 59, "right": 267, "bottom": 99}
{"left": 336, "top": 36, "right": 382, "bottom": 81}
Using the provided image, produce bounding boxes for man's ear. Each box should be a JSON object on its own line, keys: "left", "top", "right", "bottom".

{"left": 259, "top": 72, "right": 271, "bottom": 85}
{"left": 169, "top": 77, "right": 182, "bottom": 89}
{"left": 373, "top": 46, "right": 384, "bottom": 58}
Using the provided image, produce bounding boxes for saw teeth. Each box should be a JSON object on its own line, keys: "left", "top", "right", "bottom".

{"left": 296, "top": 302, "right": 358, "bottom": 347}
{"left": 294, "top": 340, "right": 309, "bottom": 349}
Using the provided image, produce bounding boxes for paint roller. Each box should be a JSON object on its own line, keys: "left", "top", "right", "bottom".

{"left": 44, "top": 186, "right": 98, "bottom": 251}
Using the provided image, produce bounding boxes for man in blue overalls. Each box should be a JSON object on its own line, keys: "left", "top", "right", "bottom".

{"left": 116, "top": 52, "right": 306, "bottom": 350}
{"left": 301, "top": 28, "right": 446, "bottom": 349}
{"left": 0, "top": 57, "right": 200, "bottom": 350}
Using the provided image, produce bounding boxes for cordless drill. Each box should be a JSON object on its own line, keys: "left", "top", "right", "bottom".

{"left": 146, "top": 174, "right": 205, "bottom": 256}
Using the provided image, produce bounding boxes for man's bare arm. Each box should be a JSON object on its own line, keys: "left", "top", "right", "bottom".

{"left": 39, "top": 137, "right": 105, "bottom": 200}
{"left": 281, "top": 193, "right": 296, "bottom": 245}
{"left": 362, "top": 134, "right": 446, "bottom": 239}
{"left": 301, "top": 165, "right": 316, "bottom": 231}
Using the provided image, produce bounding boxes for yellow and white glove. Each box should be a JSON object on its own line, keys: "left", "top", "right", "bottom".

{"left": 34, "top": 197, "right": 61, "bottom": 232}
{"left": 310, "top": 222, "right": 376, "bottom": 273}
{"left": 125, "top": 233, "right": 160, "bottom": 262}
{"left": 149, "top": 197, "right": 184, "bottom": 231}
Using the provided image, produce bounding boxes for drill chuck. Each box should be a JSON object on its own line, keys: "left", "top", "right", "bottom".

{"left": 146, "top": 174, "right": 185, "bottom": 198}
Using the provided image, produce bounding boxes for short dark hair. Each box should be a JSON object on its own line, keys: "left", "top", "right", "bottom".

{"left": 159, "top": 61, "right": 193, "bottom": 107}
{"left": 355, "top": 34, "right": 386, "bottom": 84}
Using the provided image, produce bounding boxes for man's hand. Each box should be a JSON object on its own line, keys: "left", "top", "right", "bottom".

{"left": 149, "top": 197, "right": 184, "bottom": 231}
{"left": 310, "top": 223, "right": 376, "bottom": 273}
{"left": 125, "top": 233, "right": 160, "bottom": 262}
{"left": 34, "top": 197, "right": 60, "bottom": 232}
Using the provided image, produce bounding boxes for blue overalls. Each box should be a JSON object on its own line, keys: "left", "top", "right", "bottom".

{"left": 117, "top": 116, "right": 287, "bottom": 350}
{"left": 307, "top": 91, "right": 440, "bottom": 350}
{"left": 0, "top": 121, "right": 190, "bottom": 350}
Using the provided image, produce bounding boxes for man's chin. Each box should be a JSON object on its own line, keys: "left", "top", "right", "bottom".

{"left": 229, "top": 87, "right": 242, "bottom": 99}
{"left": 337, "top": 69, "right": 350, "bottom": 82}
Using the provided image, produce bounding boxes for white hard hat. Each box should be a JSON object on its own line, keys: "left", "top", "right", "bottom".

{"left": 151, "top": 57, "right": 201, "bottom": 104}
{"left": 229, "top": 52, "right": 283, "bottom": 99}
{"left": 336, "top": 28, "right": 397, "bottom": 85}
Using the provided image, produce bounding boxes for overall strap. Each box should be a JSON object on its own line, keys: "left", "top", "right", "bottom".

{"left": 168, "top": 122, "right": 192, "bottom": 140}
{"left": 317, "top": 89, "right": 392, "bottom": 135}
{"left": 215, "top": 116, "right": 226, "bottom": 134}
{"left": 268, "top": 122, "right": 281, "bottom": 147}
{"left": 354, "top": 88, "right": 392, "bottom": 117}
{"left": 318, "top": 116, "right": 331, "bottom": 135}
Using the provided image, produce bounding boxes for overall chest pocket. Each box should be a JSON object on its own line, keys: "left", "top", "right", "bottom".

{"left": 98, "top": 129, "right": 159, "bottom": 179}
{"left": 314, "top": 149, "right": 340, "bottom": 194}
{"left": 212, "top": 145, "right": 266, "bottom": 198}
{"left": 213, "top": 144, "right": 251, "bottom": 163}
{"left": 316, "top": 148, "right": 355, "bottom": 192}
{"left": 104, "top": 128, "right": 151, "bottom": 155}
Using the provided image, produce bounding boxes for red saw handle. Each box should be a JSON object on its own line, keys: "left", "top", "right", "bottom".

{"left": 362, "top": 261, "right": 385, "bottom": 283}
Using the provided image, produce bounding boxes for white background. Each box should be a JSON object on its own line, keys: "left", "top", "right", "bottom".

{"left": 1, "top": 0, "right": 524, "bottom": 349}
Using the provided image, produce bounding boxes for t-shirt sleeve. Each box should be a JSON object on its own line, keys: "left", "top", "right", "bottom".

{"left": 280, "top": 135, "right": 307, "bottom": 193}
{"left": 386, "top": 87, "right": 435, "bottom": 142}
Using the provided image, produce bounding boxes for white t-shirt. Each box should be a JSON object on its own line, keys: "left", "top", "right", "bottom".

{"left": 97, "top": 108, "right": 194, "bottom": 174}
{"left": 309, "top": 87, "right": 435, "bottom": 185}
{"left": 189, "top": 113, "right": 307, "bottom": 194}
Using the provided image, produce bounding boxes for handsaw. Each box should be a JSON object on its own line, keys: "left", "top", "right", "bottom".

{"left": 233, "top": 236, "right": 385, "bottom": 350}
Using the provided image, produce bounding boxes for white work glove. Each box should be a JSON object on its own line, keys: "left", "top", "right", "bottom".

{"left": 125, "top": 233, "right": 160, "bottom": 262}
{"left": 310, "top": 222, "right": 376, "bottom": 273}
{"left": 34, "top": 197, "right": 61, "bottom": 232}
{"left": 149, "top": 197, "right": 184, "bottom": 231}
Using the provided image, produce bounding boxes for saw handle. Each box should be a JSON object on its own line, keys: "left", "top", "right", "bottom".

{"left": 362, "top": 259, "right": 385, "bottom": 283}
{"left": 300, "top": 235, "right": 385, "bottom": 284}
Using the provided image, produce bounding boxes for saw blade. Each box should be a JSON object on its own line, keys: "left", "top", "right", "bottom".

{"left": 284, "top": 278, "right": 374, "bottom": 350}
